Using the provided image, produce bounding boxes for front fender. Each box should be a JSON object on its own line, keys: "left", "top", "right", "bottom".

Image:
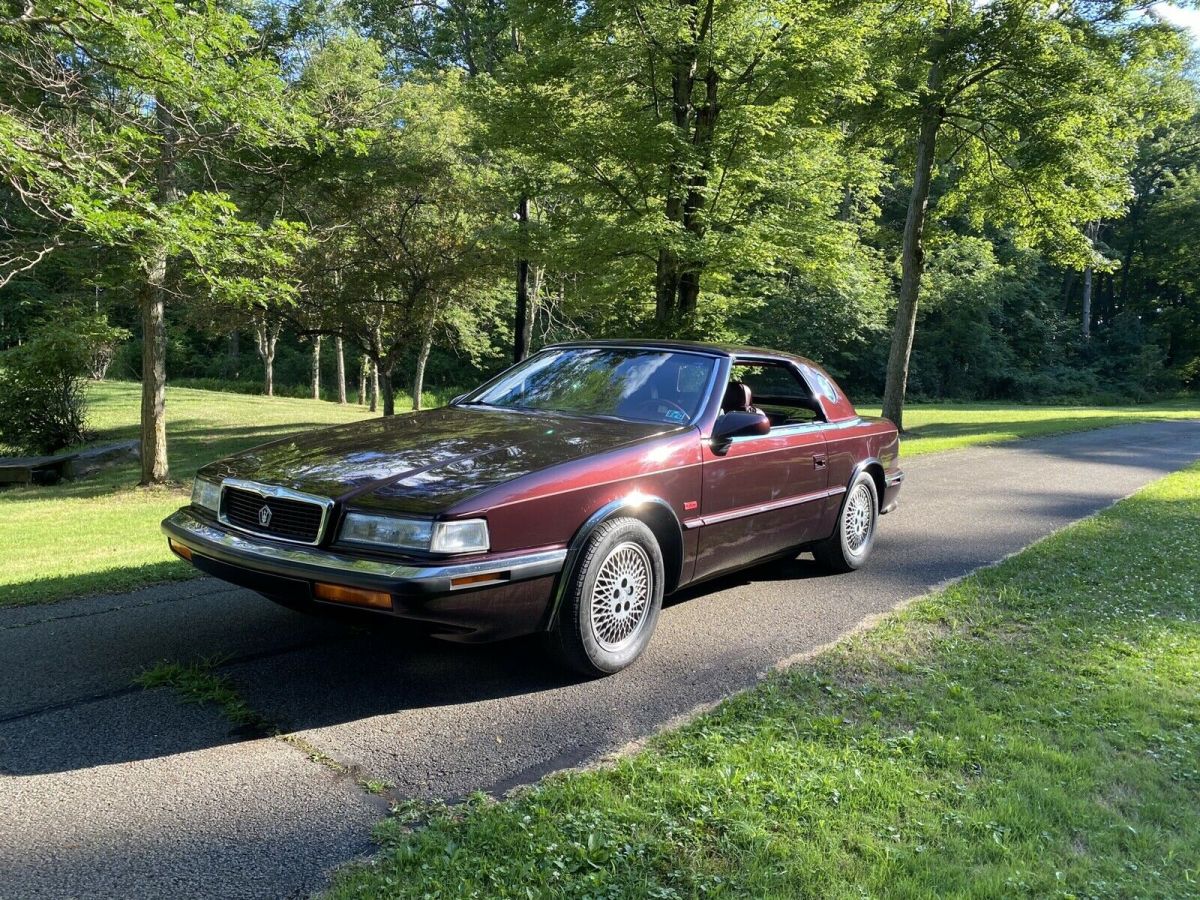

{"left": 542, "top": 494, "right": 684, "bottom": 631}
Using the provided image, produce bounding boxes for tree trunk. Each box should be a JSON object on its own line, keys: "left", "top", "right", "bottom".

{"left": 677, "top": 65, "right": 719, "bottom": 317}
{"left": 1081, "top": 266, "right": 1093, "bottom": 338}
{"left": 311, "top": 335, "right": 322, "bottom": 399}
{"left": 369, "top": 359, "right": 379, "bottom": 412}
{"left": 380, "top": 368, "right": 395, "bottom": 416}
{"left": 335, "top": 337, "right": 347, "bottom": 404}
{"left": 881, "top": 66, "right": 943, "bottom": 432}
{"left": 139, "top": 95, "right": 177, "bottom": 485}
{"left": 412, "top": 328, "right": 433, "bottom": 411}
{"left": 140, "top": 251, "right": 169, "bottom": 484}
{"left": 254, "top": 320, "right": 279, "bottom": 397}
{"left": 1081, "top": 221, "right": 1099, "bottom": 339}
{"left": 654, "top": 34, "right": 698, "bottom": 324}
{"left": 514, "top": 195, "right": 532, "bottom": 362}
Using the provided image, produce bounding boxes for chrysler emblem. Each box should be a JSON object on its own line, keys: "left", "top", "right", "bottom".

{"left": 258, "top": 505, "right": 272, "bottom": 527}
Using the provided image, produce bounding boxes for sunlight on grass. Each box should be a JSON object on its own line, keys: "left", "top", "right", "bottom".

{"left": 327, "top": 463, "right": 1200, "bottom": 899}
{"left": 0, "top": 382, "right": 375, "bottom": 607}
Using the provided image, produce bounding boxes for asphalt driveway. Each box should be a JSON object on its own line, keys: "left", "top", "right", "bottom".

{"left": 3, "top": 420, "right": 1199, "bottom": 898}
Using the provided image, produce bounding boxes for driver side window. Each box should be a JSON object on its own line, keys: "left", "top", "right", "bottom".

{"left": 728, "top": 362, "right": 823, "bottom": 427}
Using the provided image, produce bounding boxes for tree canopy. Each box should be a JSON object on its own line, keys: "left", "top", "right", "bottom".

{"left": 1, "top": 0, "right": 1198, "bottom": 461}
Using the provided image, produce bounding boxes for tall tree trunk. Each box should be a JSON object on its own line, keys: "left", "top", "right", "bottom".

{"left": 369, "top": 324, "right": 381, "bottom": 412}
{"left": 311, "top": 335, "right": 322, "bottom": 399}
{"left": 514, "top": 195, "right": 532, "bottom": 362}
{"left": 140, "top": 95, "right": 177, "bottom": 485}
{"left": 380, "top": 367, "right": 395, "bottom": 416}
{"left": 357, "top": 353, "right": 367, "bottom": 406}
{"left": 881, "top": 65, "right": 943, "bottom": 431}
{"left": 655, "top": 33, "right": 698, "bottom": 324}
{"left": 677, "top": 65, "right": 719, "bottom": 317}
{"left": 335, "top": 337, "right": 347, "bottom": 404}
{"left": 140, "top": 251, "right": 168, "bottom": 484}
{"left": 1081, "top": 221, "right": 1099, "bottom": 339}
{"left": 412, "top": 328, "right": 433, "bottom": 411}
{"left": 1081, "top": 267, "right": 1093, "bottom": 339}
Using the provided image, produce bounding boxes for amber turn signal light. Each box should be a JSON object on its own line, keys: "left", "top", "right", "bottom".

{"left": 313, "top": 582, "right": 393, "bottom": 610}
{"left": 168, "top": 538, "right": 192, "bottom": 561}
{"left": 450, "top": 571, "right": 509, "bottom": 589}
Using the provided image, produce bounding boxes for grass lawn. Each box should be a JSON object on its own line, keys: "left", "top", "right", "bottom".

{"left": 0, "top": 383, "right": 1196, "bottom": 609}
{"left": 0, "top": 382, "right": 374, "bottom": 607}
{"left": 860, "top": 397, "right": 1200, "bottom": 456}
{"left": 328, "top": 463, "right": 1200, "bottom": 899}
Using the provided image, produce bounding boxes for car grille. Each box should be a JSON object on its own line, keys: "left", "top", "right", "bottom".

{"left": 222, "top": 486, "right": 326, "bottom": 544}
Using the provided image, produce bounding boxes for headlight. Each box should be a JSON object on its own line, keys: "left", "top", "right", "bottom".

{"left": 430, "top": 519, "right": 490, "bottom": 554}
{"left": 191, "top": 477, "right": 221, "bottom": 513}
{"left": 339, "top": 512, "right": 489, "bottom": 554}
{"left": 340, "top": 512, "right": 433, "bottom": 549}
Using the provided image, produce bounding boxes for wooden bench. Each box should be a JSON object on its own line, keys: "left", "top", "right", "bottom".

{"left": 0, "top": 453, "right": 79, "bottom": 485}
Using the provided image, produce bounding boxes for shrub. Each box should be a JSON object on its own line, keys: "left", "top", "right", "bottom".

{"left": 0, "top": 313, "right": 129, "bottom": 455}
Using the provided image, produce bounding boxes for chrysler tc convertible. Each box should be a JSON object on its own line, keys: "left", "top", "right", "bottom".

{"left": 163, "top": 340, "right": 903, "bottom": 675}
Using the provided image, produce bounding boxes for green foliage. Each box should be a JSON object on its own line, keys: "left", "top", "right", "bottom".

{"left": 0, "top": 311, "right": 128, "bottom": 453}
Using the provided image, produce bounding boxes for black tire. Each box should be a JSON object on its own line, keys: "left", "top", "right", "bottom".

{"left": 813, "top": 471, "right": 879, "bottom": 573}
{"left": 547, "top": 517, "right": 665, "bottom": 677}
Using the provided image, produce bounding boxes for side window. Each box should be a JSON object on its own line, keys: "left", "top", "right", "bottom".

{"left": 728, "top": 362, "right": 823, "bottom": 426}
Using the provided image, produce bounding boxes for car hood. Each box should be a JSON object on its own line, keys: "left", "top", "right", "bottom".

{"left": 200, "top": 405, "right": 677, "bottom": 515}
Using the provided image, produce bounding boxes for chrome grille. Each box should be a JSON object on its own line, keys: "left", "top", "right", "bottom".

{"left": 219, "top": 481, "right": 330, "bottom": 545}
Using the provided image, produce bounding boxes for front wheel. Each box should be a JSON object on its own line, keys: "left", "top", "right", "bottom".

{"left": 547, "top": 517, "right": 665, "bottom": 677}
{"left": 813, "top": 472, "right": 878, "bottom": 573}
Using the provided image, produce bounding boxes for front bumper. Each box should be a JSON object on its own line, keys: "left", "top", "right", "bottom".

{"left": 162, "top": 508, "right": 566, "bottom": 641}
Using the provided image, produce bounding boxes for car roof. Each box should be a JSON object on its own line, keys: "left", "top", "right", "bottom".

{"left": 544, "top": 338, "right": 819, "bottom": 368}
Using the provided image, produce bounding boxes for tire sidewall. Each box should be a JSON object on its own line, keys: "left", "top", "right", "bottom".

{"left": 568, "top": 518, "right": 665, "bottom": 674}
{"left": 838, "top": 472, "right": 879, "bottom": 570}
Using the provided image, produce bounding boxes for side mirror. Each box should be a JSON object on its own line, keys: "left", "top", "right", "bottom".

{"left": 710, "top": 411, "right": 770, "bottom": 454}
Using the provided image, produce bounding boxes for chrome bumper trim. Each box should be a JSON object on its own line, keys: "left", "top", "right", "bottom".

{"left": 162, "top": 508, "right": 566, "bottom": 594}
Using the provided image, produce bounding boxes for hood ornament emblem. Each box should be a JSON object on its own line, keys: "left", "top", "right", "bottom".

{"left": 258, "top": 505, "right": 272, "bottom": 527}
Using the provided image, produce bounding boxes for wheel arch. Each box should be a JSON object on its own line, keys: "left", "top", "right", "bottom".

{"left": 542, "top": 495, "right": 684, "bottom": 631}
{"left": 828, "top": 457, "right": 884, "bottom": 533}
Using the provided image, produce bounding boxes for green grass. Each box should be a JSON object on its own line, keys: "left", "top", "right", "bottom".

{"left": 136, "top": 657, "right": 274, "bottom": 734}
{"left": 860, "top": 397, "right": 1200, "bottom": 456}
{"left": 0, "top": 383, "right": 1196, "bottom": 609}
{"left": 0, "top": 381, "right": 374, "bottom": 607}
{"left": 328, "top": 464, "right": 1200, "bottom": 899}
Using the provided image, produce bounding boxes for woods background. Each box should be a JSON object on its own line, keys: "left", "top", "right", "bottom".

{"left": 2, "top": 0, "right": 1199, "bottom": 482}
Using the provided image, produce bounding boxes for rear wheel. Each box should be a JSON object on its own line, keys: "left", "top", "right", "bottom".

{"left": 548, "top": 517, "right": 664, "bottom": 677}
{"left": 813, "top": 471, "right": 878, "bottom": 573}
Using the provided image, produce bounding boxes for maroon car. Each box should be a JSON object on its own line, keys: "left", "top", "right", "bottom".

{"left": 163, "top": 340, "right": 903, "bottom": 675}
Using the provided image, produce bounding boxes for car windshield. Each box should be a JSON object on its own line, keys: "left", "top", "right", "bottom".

{"left": 464, "top": 347, "right": 717, "bottom": 425}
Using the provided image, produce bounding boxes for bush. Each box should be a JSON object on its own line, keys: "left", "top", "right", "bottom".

{"left": 0, "top": 313, "right": 129, "bottom": 454}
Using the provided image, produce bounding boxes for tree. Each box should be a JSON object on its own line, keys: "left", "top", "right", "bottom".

{"left": 871, "top": 0, "right": 1187, "bottom": 428}
{"left": 289, "top": 46, "right": 497, "bottom": 413}
{"left": 0, "top": 0, "right": 309, "bottom": 482}
{"left": 491, "top": 0, "right": 880, "bottom": 332}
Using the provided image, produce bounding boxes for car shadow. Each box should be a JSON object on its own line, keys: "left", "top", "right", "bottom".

{"left": 0, "top": 552, "right": 830, "bottom": 777}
